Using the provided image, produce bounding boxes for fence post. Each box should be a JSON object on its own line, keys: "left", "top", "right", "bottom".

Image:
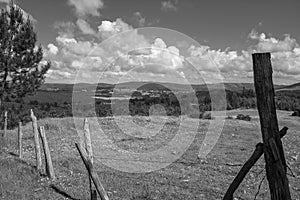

{"left": 30, "top": 109, "right": 42, "bottom": 172}
{"left": 3, "top": 111, "right": 7, "bottom": 138}
{"left": 75, "top": 143, "right": 109, "bottom": 200}
{"left": 252, "top": 53, "right": 291, "bottom": 200}
{"left": 83, "top": 118, "right": 97, "bottom": 200}
{"left": 223, "top": 127, "right": 288, "bottom": 200}
{"left": 18, "top": 122, "right": 22, "bottom": 158}
{"left": 39, "top": 126, "right": 55, "bottom": 179}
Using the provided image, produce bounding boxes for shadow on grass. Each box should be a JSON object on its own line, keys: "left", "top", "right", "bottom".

{"left": 50, "top": 184, "right": 81, "bottom": 200}
{"left": 8, "top": 151, "right": 18, "bottom": 157}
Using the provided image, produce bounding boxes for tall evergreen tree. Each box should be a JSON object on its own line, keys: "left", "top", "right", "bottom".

{"left": 0, "top": 2, "right": 50, "bottom": 106}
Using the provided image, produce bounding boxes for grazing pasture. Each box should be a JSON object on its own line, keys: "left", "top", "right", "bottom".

{"left": 1, "top": 109, "right": 299, "bottom": 199}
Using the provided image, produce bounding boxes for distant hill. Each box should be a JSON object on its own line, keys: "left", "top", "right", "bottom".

{"left": 40, "top": 81, "right": 293, "bottom": 93}
{"left": 276, "top": 82, "right": 300, "bottom": 91}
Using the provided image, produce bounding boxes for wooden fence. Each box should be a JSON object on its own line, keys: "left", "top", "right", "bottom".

{"left": 1, "top": 110, "right": 109, "bottom": 200}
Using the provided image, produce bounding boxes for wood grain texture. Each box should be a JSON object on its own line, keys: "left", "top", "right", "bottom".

{"left": 30, "top": 109, "right": 42, "bottom": 172}
{"left": 252, "top": 53, "right": 291, "bottom": 200}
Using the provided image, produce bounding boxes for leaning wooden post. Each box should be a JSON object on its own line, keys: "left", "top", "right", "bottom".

{"left": 252, "top": 53, "right": 291, "bottom": 200}
{"left": 83, "top": 118, "right": 97, "bottom": 200}
{"left": 223, "top": 127, "right": 288, "bottom": 200}
{"left": 3, "top": 111, "right": 7, "bottom": 138}
{"left": 18, "top": 122, "right": 22, "bottom": 158}
{"left": 30, "top": 109, "right": 42, "bottom": 172}
{"left": 75, "top": 143, "right": 109, "bottom": 200}
{"left": 39, "top": 126, "right": 55, "bottom": 179}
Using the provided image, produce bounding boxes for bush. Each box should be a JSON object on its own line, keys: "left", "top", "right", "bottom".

{"left": 291, "top": 109, "right": 300, "bottom": 117}
{"left": 226, "top": 116, "right": 233, "bottom": 119}
{"left": 236, "top": 114, "right": 251, "bottom": 121}
{"left": 202, "top": 112, "right": 213, "bottom": 120}
{"left": 188, "top": 111, "right": 202, "bottom": 119}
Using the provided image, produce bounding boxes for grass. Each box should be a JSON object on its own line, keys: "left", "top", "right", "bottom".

{"left": 0, "top": 109, "right": 299, "bottom": 199}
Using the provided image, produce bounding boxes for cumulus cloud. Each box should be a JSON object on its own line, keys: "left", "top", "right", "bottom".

{"left": 0, "top": 0, "right": 9, "bottom": 4}
{"left": 187, "top": 45, "right": 252, "bottom": 73}
{"left": 161, "top": 0, "right": 178, "bottom": 12}
{"left": 46, "top": 18, "right": 186, "bottom": 82}
{"left": 132, "top": 12, "right": 146, "bottom": 27}
{"left": 248, "top": 29, "right": 300, "bottom": 78}
{"left": 54, "top": 21, "right": 76, "bottom": 38}
{"left": 46, "top": 21, "right": 300, "bottom": 84}
{"left": 67, "top": 0, "right": 104, "bottom": 17}
{"left": 108, "top": 37, "right": 185, "bottom": 79}
{"left": 76, "top": 18, "right": 96, "bottom": 35}
{"left": 56, "top": 36, "right": 77, "bottom": 45}
{"left": 47, "top": 44, "right": 59, "bottom": 55}
{"left": 97, "top": 18, "right": 133, "bottom": 39}
{"left": 249, "top": 29, "right": 298, "bottom": 52}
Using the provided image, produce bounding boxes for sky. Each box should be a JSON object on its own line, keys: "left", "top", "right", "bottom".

{"left": 1, "top": 0, "right": 300, "bottom": 85}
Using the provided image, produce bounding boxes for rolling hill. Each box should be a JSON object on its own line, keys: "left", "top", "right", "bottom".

{"left": 41, "top": 82, "right": 286, "bottom": 93}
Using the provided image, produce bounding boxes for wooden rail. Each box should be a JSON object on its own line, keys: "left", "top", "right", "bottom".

{"left": 39, "top": 126, "right": 55, "bottom": 179}
{"left": 75, "top": 143, "right": 109, "bottom": 200}
{"left": 223, "top": 127, "right": 288, "bottom": 200}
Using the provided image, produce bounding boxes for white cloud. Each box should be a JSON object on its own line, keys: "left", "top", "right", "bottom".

{"left": 56, "top": 36, "right": 77, "bottom": 45}
{"left": 47, "top": 44, "right": 59, "bottom": 55}
{"left": 132, "top": 12, "right": 146, "bottom": 27}
{"left": 249, "top": 29, "right": 298, "bottom": 52}
{"left": 76, "top": 18, "right": 96, "bottom": 35}
{"left": 98, "top": 18, "right": 133, "bottom": 39}
{"left": 161, "top": 0, "right": 178, "bottom": 12}
{"left": 46, "top": 20, "right": 300, "bottom": 84}
{"left": 248, "top": 30, "right": 300, "bottom": 78}
{"left": 67, "top": 0, "right": 104, "bottom": 17}
{"left": 54, "top": 21, "right": 76, "bottom": 38}
{"left": 0, "top": 0, "right": 9, "bottom": 3}
{"left": 187, "top": 45, "right": 252, "bottom": 73}
{"left": 47, "top": 69, "right": 72, "bottom": 79}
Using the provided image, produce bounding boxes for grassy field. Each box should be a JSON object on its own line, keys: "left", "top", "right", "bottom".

{"left": 0, "top": 109, "right": 299, "bottom": 200}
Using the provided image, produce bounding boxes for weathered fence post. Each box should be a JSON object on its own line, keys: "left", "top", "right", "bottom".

{"left": 84, "top": 118, "right": 93, "bottom": 163}
{"left": 223, "top": 127, "right": 288, "bottom": 200}
{"left": 3, "top": 111, "right": 7, "bottom": 138}
{"left": 252, "top": 53, "right": 291, "bottom": 200}
{"left": 39, "top": 126, "right": 55, "bottom": 179}
{"left": 18, "top": 122, "right": 22, "bottom": 158}
{"left": 30, "top": 109, "right": 42, "bottom": 172}
{"left": 75, "top": 143, "right": 109, "bottom": 200}
{"left": 83, "top": 118, "right": 97, "bottom": 200}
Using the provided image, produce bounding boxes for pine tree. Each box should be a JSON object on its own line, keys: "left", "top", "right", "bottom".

{"left": 0, "top": 2, "right": 50, "bottom": 107}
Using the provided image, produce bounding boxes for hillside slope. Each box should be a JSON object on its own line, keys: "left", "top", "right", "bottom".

{"left": 1, "top": 110, "right": 299, "bottom": 199}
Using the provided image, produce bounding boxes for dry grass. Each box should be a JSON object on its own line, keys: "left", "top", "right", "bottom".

{"left": 0, "top": 109, "right": 299, "bottom": 200}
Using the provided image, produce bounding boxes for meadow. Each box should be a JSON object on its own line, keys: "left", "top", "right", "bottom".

{"left": 1, "top": 109, "right": 299, "bottom": 200}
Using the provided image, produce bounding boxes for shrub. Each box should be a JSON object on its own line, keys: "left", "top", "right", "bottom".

{"left": 236, "top": 114, "right": 251, "bottom": 121}
{"left": 226, "top": 116, "right": 233, "bottom": 119}
{"left": 188, "top": 112, "right": 202, "bottom": 119}
{"left": 291, "top": 109, "right": 300, "bottom": 117}
{"left": 202, "top": 112, "right": 213, "bottom": 120}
